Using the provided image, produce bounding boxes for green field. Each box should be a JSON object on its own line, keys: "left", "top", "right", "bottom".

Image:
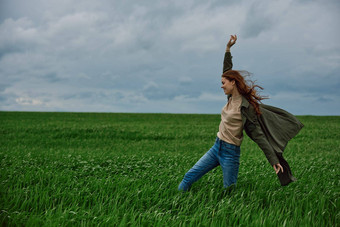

{"left": 0, "top": 112, "right": 339, "bottom": 226}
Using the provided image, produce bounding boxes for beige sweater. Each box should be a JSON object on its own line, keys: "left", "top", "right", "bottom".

{"left": 217, "top": 95, "right": 243, "bottom": 146}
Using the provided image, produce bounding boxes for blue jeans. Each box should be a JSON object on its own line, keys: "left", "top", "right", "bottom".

{"left": 178, "top": 137, "right": 241, "bottom": 191}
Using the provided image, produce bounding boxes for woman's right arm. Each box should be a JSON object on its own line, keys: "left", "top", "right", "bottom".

{"left": 223, "top": 35, "right": 237, "bottom": 73}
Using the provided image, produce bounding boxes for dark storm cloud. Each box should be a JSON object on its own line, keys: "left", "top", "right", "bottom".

{"left": 0, "top": 46, "right": 22, "bottom": 60}
{"left": 0, "top": 0, "right": 339, "bottom": 114}
{"left": 0, "top": 83, "right": 9, "bottom": 92}
{"left": 240, "top": 3, "right": 276, "bottom": 38}
{"left": 41, "top": 72, "right": 64, "bottom": 83}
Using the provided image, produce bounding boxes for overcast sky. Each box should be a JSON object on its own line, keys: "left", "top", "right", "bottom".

{"left": 1, "top": 0, "right": 339, "bottom": 115}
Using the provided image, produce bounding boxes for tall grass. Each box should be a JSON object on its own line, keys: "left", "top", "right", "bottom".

{"left": 0, "top": 112, "right": 339, "bottom": 226}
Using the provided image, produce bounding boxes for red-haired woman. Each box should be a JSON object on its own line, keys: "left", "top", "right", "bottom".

{"left": 178, "top": 35, "right": 303, "bottom": 191}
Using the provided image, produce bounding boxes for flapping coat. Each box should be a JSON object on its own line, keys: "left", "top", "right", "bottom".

{"left": 223, "top": 52, "right": 304, "bottom": 186}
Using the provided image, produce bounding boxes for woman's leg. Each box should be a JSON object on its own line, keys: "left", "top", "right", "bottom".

{"left": 178, "top": 145, "right": 219, "bottom": 191}
{"left": 218, "top": 142, "right": 241, "bottom": 188}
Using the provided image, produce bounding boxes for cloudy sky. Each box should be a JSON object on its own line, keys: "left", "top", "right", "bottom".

{"left": 1, "top": 0, "right": 339, "bottom": 115}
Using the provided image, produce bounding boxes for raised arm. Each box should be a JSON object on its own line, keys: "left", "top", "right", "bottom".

{"left": 223, "top": 35, "right": 237, "bottom": 73}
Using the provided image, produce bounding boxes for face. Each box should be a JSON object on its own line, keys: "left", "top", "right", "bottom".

{"left": 221, "top": 77, "right": 235, "bottom": 95}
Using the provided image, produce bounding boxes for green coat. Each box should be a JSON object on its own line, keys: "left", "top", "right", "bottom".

{"left": 223, "top": 52, "right": 304, "bottom": 185}
{"left": 240, "top": 96, "right": 304, "bottom": 166}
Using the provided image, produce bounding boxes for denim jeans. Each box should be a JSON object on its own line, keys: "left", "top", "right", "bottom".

{"left": 178, "top": 137, "right": 241, "bottom": 191}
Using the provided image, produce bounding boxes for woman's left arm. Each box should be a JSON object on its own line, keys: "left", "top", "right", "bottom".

{"left": 244, "top": 119, "right": 283, "bottom": 174}
{"left": 226, "top": 34, "right": 237, "bottom": 52}
{"left": 223, "top": 35, "right": 237, "bottom": 73}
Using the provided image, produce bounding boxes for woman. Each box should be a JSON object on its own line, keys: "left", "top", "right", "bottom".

{"left": 178, "top": 35, "right": 303, "bottom": 191}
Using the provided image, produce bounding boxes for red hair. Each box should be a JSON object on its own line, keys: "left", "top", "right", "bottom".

{"left": 222, "top": 70, "right": 267, "bottom": 115}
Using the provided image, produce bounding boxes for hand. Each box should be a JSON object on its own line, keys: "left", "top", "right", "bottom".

{"left": 226, "top": 34, "right": 237, "bottom": 51}
{"left": 273, "top": 163, "right": 284, "bottom": 174}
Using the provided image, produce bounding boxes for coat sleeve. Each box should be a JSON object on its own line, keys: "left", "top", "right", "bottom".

{"left": 223, "top": 52, "right": 233, "bottom": 73}
{"left": 244, "top": 118, "right": 280, "bottom": 166}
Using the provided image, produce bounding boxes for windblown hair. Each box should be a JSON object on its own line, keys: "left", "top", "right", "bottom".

{"left": 222, "top": 70, "right": 267, "bottom": 115}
